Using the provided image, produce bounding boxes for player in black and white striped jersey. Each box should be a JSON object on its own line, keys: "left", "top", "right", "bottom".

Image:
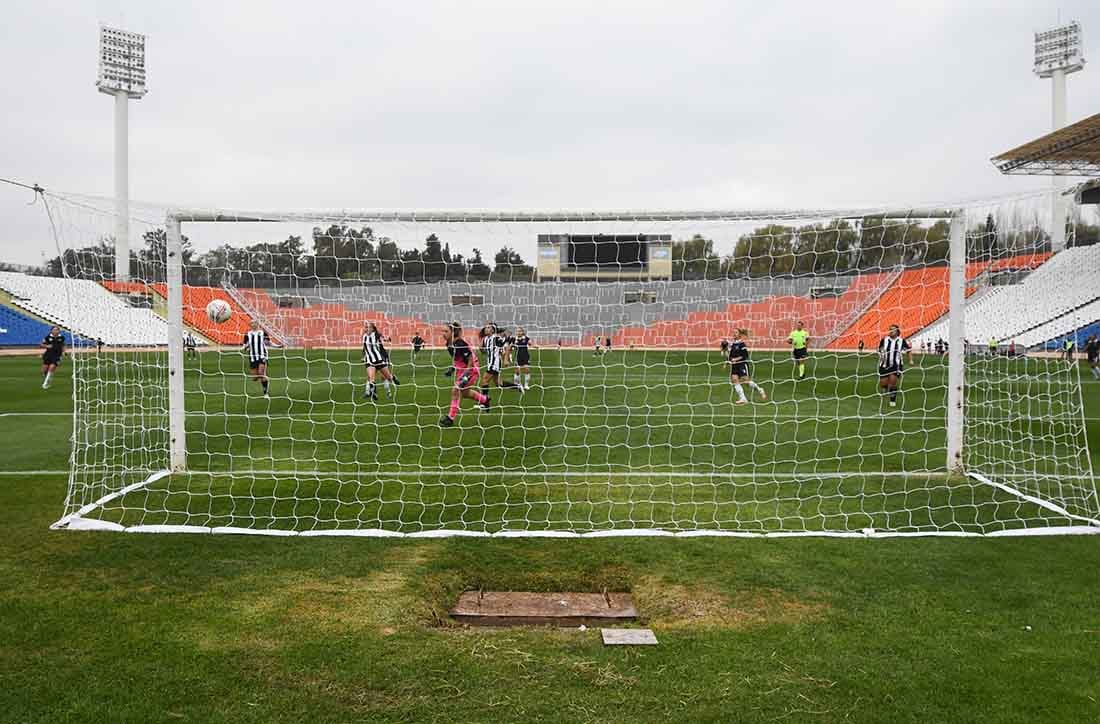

{"left": 362, "top": 321, "right": 399, "bottom": 401}
{"left": 877, "top": 324, "right": 912, "bottom": 409}
{"left": 242, "top": 320, "right": 270, "bottom": 398}
{"left": 478, "top": 323, "right": 518, "bottom": 401}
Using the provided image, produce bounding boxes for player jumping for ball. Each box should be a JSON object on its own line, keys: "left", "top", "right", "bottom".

{"left": 243, "top": 320, "right": 270, "bottom": 398}
{"left": 787, "top": 321, "right": 810, "bottom": 380}
{"left": 362, "top": 322, "right": 399, "bottom": 401}
{"left": 877, "top": 324, "right": 912, "bottom": 409}
{"left": 440, "top": 322, "right": 490, "bottom": 427}
{"left": 479, "top": 323, "right": 518, "bottom": 399}
{"left": 727, "top": 328, "right": 767, "bottom": 405}
{"left": 40, "top": 325, "right": 65, "bottom": 390}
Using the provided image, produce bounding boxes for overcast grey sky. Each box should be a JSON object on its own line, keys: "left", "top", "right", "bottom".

{"left": 1, "top": 0, "right": 1098, "bottom": 266}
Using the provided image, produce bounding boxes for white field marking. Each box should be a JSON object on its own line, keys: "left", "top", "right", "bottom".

{"left": 1, "top": 470, "right": 1093, "bottom": 482}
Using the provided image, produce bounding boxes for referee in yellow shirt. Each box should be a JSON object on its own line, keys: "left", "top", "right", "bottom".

{"left": 787, "top": 321, "right": 810, "bottom": 380}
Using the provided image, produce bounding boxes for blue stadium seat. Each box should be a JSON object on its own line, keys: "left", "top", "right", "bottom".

{"left": 1043, "top": 320, "right": 1100, "bottom": 350}
{"left": 0, "top": 305, "right": 87, "bottom": 347}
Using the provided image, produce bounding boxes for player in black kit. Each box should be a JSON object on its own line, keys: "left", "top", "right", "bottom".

{"left": 511, "top": 326, "right": 534, "bottom": 391}
{"left": 1085, "top": 335, "right": 1099, "bottom": 380}
{"left": 40, "top": 325, "right": 65, "bottom": 390}
{"left": 727, "top": 328, "right": 767, "bottom": 405}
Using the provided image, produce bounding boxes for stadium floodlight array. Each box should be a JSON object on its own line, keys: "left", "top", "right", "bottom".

{"left": 44, "top": 190, "right": 1099, "bottom": 537}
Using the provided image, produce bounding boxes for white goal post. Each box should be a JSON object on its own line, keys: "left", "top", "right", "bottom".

{"left": 44, "top": 192, "right": 1100, "bottom": 537}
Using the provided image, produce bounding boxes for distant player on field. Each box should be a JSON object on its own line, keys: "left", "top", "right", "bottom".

{"left": 787, "top": 321, "right": 810, "bottom": 380}
{"left": 242, "top": 321, "right": 270, "bottom": 398}
{"left": 1063, "top": 337, "right": 1076, "bottom": 362}
{"left": 411, "top": 332, "right": 424, "bottom": 356}
{"left": 727, "top": 328, "right": 767, "bottom": 405}
{"left": 40, "top": 325, "right": 65, "bottom": 390}
{"left": 512, "top": 326, "right": 534, "bottom": 390}
{"left": 1086, "top": 335, "right": 1100, "bottom": 380}
{"left": 440, "top": 322, "right": 490, "bottom": 427}
{"left": 184, "top": 331, "right": 198, "bottom": 358}
{"left": 362, "top": 322, "right": 399, "bottom": 401}
{"left": 877, "top": 324, "right": 911, "bottom": 409}
{"left": 593, "top": 335, "right": 603, "bottom": 355}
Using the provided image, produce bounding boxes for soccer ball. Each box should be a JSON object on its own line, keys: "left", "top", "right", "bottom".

{"left": 206, "top": 299, "right": 232, "bottom": 324}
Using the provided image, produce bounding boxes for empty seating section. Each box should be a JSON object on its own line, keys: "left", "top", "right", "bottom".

{"left": 151, "top": 284, "right": 252, "bottom": 345}
{"left": 614, "top": 273, "right": 889, "bottom": 348}
{"left": 2, "top": 248, "right": 1085, "bottom": 351}
{"left": 236, "top": 288, "right": 427, "bottom": 348}
{"left": 834, "top": 254, "right": 1053, "bottom": 350}
{"left": 1044, "top": 319, "right": 1100, "bottom": 350}
{"left": 912, "top": 247, "right": 1100, "bottom": 349}
{"left": 0, "top": 272, "right": 167, "bottom": 346}
{"left": 0, "top": 305, "right": 85, "bottom": 347}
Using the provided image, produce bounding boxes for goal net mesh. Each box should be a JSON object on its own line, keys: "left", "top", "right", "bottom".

{"left": 44, "top": 192, "right": 1099, "bottom": 536}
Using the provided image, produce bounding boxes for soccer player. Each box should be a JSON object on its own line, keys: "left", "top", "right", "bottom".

{"left": 1063, "top": 337, "right": 1076, "bottom": 362}
{"left": 877, "top": 324, "right": 912, "bottom": 409}
{"left": 727, "top": 328, "right": 767, "bottom": 405}
{"left": 243, "top": 320, "right": 270, "bottom": 398}
{"left": 593, "top": 335, "right": 603, "bottom": 355}
{"left": 1086, "top": 335, "right": 1100, "bottom": 379}
{"left": 604, "top": 335, "right": 612, "bottom": 354}
{"left": 362, "top": 322, "right": 399, "bottom": 400}
{"left": 440, "top": 322, "right": 490, "bottom": 426}
{"left": 184, "top": 331, "right": 198, "bottom": 358}
{"left": 40, "top": 325, "right": 65, "bottom": 390}
{"left": 479, "top": 324, "right": 518, "bottom": 398}
{"left": 787, "top": 321, "right": 810, "bottom": 379}
{"left": 512, "top": 326, "right": 534, "bottom": 390}
{"left": 411, "top": 332, "right": 424, "bottom": 356}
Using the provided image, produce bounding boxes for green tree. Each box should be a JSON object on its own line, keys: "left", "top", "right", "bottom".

{"left": 672, "top": 235, "right": 719, "bottom": 279}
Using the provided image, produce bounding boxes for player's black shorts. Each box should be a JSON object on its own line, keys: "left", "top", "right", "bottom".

{"left": 516, "top": 351, "right": 530, "bottom": 367}
{"left": 365, "top": 361, "right": 388, "bottom": 370}
{"left": 792, "top": 348, "right": 808, "bottom": 360}
{"left": 249, "top": 359, "right": 267, "bottom": 370}
{"left": 1088, "top": 353, "right": 1098, "bottom": 364}
{"left": 42, "top": 352, "right": 61, "bottom": 366}
{"left": 878, "top": 363, "right": 902, "bottom": 378}
{"left": 730, "top": 363, "right": 749, "bottom": 378}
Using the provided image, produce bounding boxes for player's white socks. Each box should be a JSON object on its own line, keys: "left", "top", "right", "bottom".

{"left": 734, "top": 384, "right": 747, "bottom": 402}
{"left": 42, "top": 372, "right": 52, "bottom": 389}
{"left": 383, "top": 379, "right": 391, "bottom": 395}
{"left": 747, "top": 381, "right": 763, "bottom": 394}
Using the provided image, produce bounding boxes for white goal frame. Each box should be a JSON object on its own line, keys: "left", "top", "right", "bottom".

{"left": 49, "top": 200, "right": 1100, "bottom": 537}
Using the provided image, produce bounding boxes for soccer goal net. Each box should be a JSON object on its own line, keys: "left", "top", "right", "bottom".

{"left": 42, "top": 191, "right": 1099, "bottom": 537}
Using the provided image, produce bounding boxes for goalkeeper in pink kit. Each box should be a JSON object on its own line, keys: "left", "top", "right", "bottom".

{"left": 440, "top": 322, "right": 490, "bottom": 427}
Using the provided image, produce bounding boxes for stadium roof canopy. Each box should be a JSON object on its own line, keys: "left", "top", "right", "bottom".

{"left": 992, "top": 112, "right": 1100, "bottom": 176}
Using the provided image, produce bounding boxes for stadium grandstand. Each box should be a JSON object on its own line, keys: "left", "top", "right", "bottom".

{"left": 0, "top": 245, "right": 1092, "bottom": 352}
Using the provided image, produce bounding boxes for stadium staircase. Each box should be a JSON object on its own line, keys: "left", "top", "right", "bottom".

{"left": 833, "top": 253, "right": 1051, "bottom": 350}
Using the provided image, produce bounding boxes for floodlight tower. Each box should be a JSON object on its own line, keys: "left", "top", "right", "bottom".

{"left": 97, "top": 26, "right": 147, "bottom": 282}
{"left": 1034, "top": 21, "right": 1085, "bottom": 251}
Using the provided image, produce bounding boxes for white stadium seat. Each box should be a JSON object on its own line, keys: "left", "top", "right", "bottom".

{"left": 0, "top": 272, "right": 168, "bottom": 346}
{"left": 913, "top": 245, "right": 1100, "bottom": 349}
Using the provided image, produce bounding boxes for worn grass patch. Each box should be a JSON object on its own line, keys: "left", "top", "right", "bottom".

{"left": 633, "top": 577, "right": 828, "bottom": 630}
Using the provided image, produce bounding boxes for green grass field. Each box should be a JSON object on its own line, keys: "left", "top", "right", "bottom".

{"left": 3, "top": 350, "right": 1099, "bottom": 722}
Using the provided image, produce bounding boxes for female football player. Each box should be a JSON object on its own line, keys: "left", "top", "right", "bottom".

{"left": 40, "top": 325, "right": 65, "bottom": 390}
{"left": 362, "top": 322, "right": 399, "bottom": 401}
{"left": 727, "top": 328, "right": 767, "bottom": 405}
{"left": 440, "top": 322, "right": 490, "bottom": 426}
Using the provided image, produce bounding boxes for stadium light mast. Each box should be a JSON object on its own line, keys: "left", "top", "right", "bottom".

{"left": 1034, "top": 21, "right": 1085, "bottom": 251}
{"left": 97, "top": 26, "right": 147, "bottom": 282}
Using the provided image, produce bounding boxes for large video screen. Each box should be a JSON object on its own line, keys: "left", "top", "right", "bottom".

{"left": 566, "top": 235, "right": 650, "bottom": 268}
